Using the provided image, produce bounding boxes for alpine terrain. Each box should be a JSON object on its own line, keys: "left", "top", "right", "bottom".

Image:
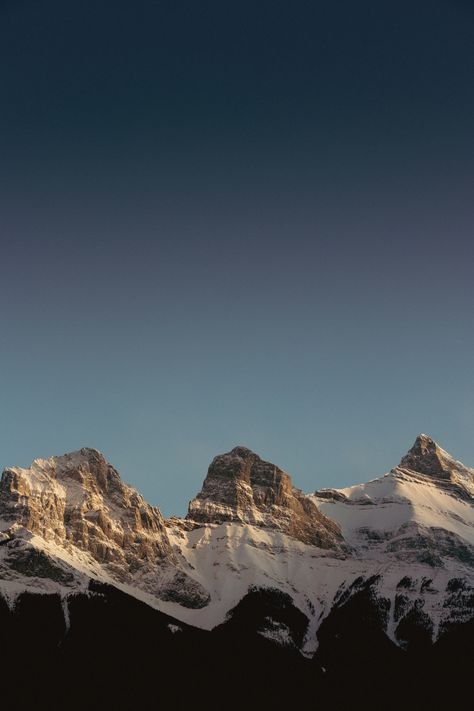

{"left": 1, "top": 435, "right": 473, "bottom": 710}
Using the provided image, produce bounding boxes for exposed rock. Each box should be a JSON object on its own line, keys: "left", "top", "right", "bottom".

{"left": 187, "top": 446, "right": 343, "bottom": 548}
{"left": 0, "top": 448, "right": 210, "bottom": 605}
{"left": 5, "top": 542, "right": 76, "bottom": 584}
{"left": 385, "top": 522, "right": 474, "bottom": 568}
{"left": 0, "top": 448, "right": 174, "bottom": 567}
{"left": 398, "top": 434, "right": 474, "bottom": 496}
{"left": 157, "top": 570, "right": 211, "bottom": 609}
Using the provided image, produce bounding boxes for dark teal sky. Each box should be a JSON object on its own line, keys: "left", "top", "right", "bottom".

{"left": 1, "top": 1, "right": 473, "bottom": 515}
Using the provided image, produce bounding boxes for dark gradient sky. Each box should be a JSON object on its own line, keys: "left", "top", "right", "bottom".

{"left": 1, "top": 1, "right": 473, "bottom": 515}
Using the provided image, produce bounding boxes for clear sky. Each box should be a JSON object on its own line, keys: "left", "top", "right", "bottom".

{"left": 1, "top": 1, "right": 473, "bottom": 515}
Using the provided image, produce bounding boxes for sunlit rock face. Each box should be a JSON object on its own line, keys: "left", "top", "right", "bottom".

{"left": 0, "top": 448, "right": 174, "bottom": 565}
{"left": 187, "top": 446, "right": 343, "bottom": 548}
{"left": 0, "top": 448, "right": 210, "bottom": 608}
{"left": 398, "top": 434, "right": 474, "bottom": 495}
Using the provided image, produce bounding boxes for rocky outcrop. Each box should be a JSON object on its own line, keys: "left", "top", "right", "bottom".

{"left": 397, "top": 434, "right": 474, "bottom": 496}
{"left": 0, "top": 448, "right": 210, "bottom": 606}
{"left": 0, "top": 448, "right": 174, "bottom": 567}
{"left": 385, "top": 522, "right": 474, "bottom": 567}
{"left": 187, "top": 446, "right": 343, "bottom": 548}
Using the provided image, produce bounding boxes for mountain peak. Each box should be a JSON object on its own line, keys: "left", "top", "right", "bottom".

{"left": 187, "top": 447, "right": 343, "bottom": 548}
{"left": 0, "top": 448, "right": 213, "bottom": 609}
{"left": 0, "top": 447, "right": 175, "bottom": 567}
{"left": 399, "top": 434, "right": 454, "bottom": 479}
{"left": 3, "top": 447, "right": 125, "bottom": 499}
{"left": 398, "top": 435, "right": 474, "bottom": 497}
{"left": 413, "top": 433, "right": 437, "bottom": 448}
{"left": 229, "top": 445, "right": 257, "bottom": 456}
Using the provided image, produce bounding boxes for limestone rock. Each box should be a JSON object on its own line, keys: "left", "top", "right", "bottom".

{"left": 0, "top": 448, "right": 174, "bottom": 566}
{"left": 187, "top": 446, "right": 343, "bottom": 548}
{"left": 397, "top": 434, "right": 474, "bottom": 497}
{"left": 0, "top": 448, "right": 209, "bottom": 605}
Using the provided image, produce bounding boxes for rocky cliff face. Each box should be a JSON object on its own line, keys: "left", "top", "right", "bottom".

{"left": 0, "top": 448, "right": 210, "bottom": 608}
{"left": 398, "top": 434, "right": 474, "bottom": 496}
{"left": 187, "top": 446, "right": 343, "bottom": 548}
{"left": 0, "top": 448, "right": 174, "bottom": 567}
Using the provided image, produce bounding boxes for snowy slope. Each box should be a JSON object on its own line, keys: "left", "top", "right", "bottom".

{"left": 0, "top": 434, "right": 473, "bottom": 654}
{"left": 312, "top": 469, "right": 474, "bottom": 546}
{"left": 166, "top": 435, "right": 474, "bottom": 647}
{"left": 311, "top": 434, "right": 474, "bottom": 553}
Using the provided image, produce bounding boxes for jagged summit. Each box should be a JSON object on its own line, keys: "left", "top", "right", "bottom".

{"left": 398, "top": 434, "right": 474, "bottom": 494}
{"left": 399, "top": 434, "right": 455, "bottom": 478}
{"left": 227, "top": 445, "right": 257, "bottom": 457}
{"left": 187, "top": 446, "right": 343, "bottom": 548}
{"left": 0, "top": 447, "right": 173, "bottom": 561}
{"left": 312, "top": 434, "right": 474, "bottom": 570}
{"left": 0, "top": 447, "right": 208, "bottom": 606}
{"left": 0, "top": 447, "right": 211, "bottom": 609}
{"left": 4, "top": 447, "right": 121, "bottom": 494}
{"left": 11, "top": 446, "right": 105, "bottom": 468}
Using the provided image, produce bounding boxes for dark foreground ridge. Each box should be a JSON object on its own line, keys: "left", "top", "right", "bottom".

{"left": 1, "top": 582, "right": 472, "bottom": 711}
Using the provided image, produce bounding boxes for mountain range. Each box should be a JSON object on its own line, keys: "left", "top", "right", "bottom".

{"left": 1, "top": 434, "right": 473, "bottom": 710}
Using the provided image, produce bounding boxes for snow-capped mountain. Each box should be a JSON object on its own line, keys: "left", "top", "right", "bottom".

{"left": 164, "top": 436, "right": 474, "bottom": 646}
{"left": 0, "top": 447, "right": 209, "bottom": 609}
{"left": 313, "top": 433, "right": 474, "bottom": 565}
{"left": 186, "top": 445, "right": 343, "bottom": 547}
{"left": 1, "top": 435, "right": 473, "bottom": 710}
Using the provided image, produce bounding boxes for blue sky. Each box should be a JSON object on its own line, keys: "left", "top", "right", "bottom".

{"left": 1, "top": 1, "right": 473, "bottom": 515}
